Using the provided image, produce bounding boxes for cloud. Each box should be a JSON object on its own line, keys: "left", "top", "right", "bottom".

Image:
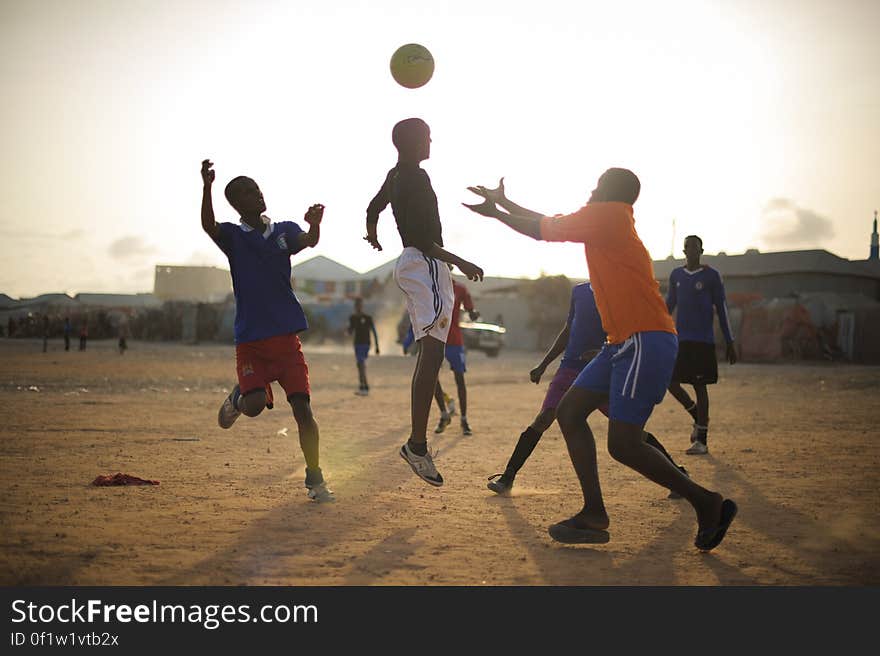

{"left": 108, "top": 236, "right": 157, "bottom": 260}
{"left": 760, "top": 198, "right": 834, "bottom": 248}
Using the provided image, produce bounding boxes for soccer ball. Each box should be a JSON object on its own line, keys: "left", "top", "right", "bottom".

{"left": 390, "top": 43, "right": 435, "bottom": 89}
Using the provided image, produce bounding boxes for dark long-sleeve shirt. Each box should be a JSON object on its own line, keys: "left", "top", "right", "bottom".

{"left": 366, "top": 163, "right": 443, "bottom": 254}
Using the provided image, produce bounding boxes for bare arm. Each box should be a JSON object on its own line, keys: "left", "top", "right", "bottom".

{"left": 464, "top": 177, "right": 546, "bottom": 239}
{"left": 200, "top": 159, "right": 219, "bottom": 241}
{"left": 298, "top": 204, "right": 324, "bottom": 248}
{"left": 463, "top": 198, "right": 543, "bottom": 240}
{"left": 422, "top": 243, "right": 484, "bottom": 281}
{"left": 371, "top": 319, "right": 380, "bottom": 354}
{"left": 530, "top": 323, "right": 570, "bottom": 384}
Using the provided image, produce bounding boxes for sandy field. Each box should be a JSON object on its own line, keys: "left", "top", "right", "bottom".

{"left": 1, "top": 338, "right": 878, "bottom": 586}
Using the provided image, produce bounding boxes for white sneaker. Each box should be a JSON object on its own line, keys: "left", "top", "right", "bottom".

{"left": 307, "top": 481, "right": 336, "bottom": 503}
{"left": 217, "top": 384, "right": 241, "bottom": 429}
{"left": 399, "top": 443, "right": 443, "bottom": 486}
{"left": 686, "top": 441, "right": 708, "bottom": 455}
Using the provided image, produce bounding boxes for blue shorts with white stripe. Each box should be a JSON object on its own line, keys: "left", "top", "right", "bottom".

{"left": 572, "top": 331, "right": 678, "bottom": 427}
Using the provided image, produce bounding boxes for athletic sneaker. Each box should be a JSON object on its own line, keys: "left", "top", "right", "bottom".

{"left": 487, "top": 473, "right": 513, "bottom": 495}
{"left": 217, "top": 384, "right": 242, "bottom": 429}
{"left": 307, "top": 482, "right": 336, "bottom": 503}
{"left": 399, "top": 442, "right": 443, "bottom": 486}
{"left": 446, "top": 395, "right": 456, "bottom": 417}
{"left": 686, "top": 441, "right": 709, "bottom": 455}
{"left": 461, "top": 419, "right": 473, "bottom": 436}
{"left": 667, "top": 466, "right": 690, "bottom": 499}
{"left": 355, "top": 387, "right": 369, "bottom": 396}
{"left": 435, "top": 414, "right": 451, "bottom": 433}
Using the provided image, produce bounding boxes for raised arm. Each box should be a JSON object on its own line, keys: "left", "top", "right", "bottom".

{"left": 200, "top": 159, "right": 219, "bottom": 241}
{"left": 463, "top": 179, "right": 545, "bottom": 240}
{"left": 298, "top": 204, "right": 324, "bottom": 248}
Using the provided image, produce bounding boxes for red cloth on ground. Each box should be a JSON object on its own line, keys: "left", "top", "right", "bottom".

{"left": 92, "top": 473, "right": 159, "bottom": 486}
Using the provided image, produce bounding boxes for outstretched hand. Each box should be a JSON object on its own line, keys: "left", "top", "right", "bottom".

{"left": 467, "top": 177, "right": 506, "bottom": 204}
{"left": 201, "top": 159, "right": 215, "bottom": 186}
{"left": 462, "top": 197, "right": 498, "bottom": 218}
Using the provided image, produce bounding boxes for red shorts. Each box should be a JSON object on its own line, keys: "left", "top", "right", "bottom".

{"left": 235, "top": 333, "right": 310, "bottom": 399}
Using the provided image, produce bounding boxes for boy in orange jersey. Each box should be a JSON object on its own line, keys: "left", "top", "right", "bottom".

{"left": 464, "top": 171, "right": 736, "bottom": 551}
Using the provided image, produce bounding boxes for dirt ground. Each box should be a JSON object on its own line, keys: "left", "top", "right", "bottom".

{"left": 1, "top": 338, "right": 878, "bottom": 586}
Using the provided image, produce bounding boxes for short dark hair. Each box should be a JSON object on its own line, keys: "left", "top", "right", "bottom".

{"left": 597, "top": 168, "right": 641, "bottom": 204}
{"left": 224, "top": 176, "right": 254, "bottom": 205}
{"left": 684, "top": 235, "right": 703, "bottom": 248}
{"left": 392, "top": 118, "right": 429, "bottom": 156}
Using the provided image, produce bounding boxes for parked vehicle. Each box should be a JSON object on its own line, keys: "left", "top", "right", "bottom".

{"left": 460, "top": 320, "right": 506, "bottom": 357}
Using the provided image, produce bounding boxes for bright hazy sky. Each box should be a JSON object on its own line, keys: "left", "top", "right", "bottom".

{"left": 1, "top": 0, "right": 878, "bottom": 298}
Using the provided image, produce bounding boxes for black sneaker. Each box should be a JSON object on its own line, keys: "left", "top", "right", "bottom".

{"left": 461, "top": 419, "right": 473, "bottom": 436}
{"left": 487, "top": 473, "right": 513, "bottom": 495}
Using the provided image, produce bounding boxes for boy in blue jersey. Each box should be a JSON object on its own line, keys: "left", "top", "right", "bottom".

{"left": 200, "top": 159, "right": 334, "bottom": 503}
{"left": 487, "top": 283, "right": 687, "bottom": 498}
{"left": 666, "top": 235, "right": 737, "bottom": 455}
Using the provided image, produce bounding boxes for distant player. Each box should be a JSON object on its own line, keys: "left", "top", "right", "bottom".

{"left": 117, "top": 319, "right": 129, "bottom": 355}
{"left": 364, "top": 118, "right": 484, "bottom": 486}
{"left": 42, "top": 315, "right": 50, "bottom": 353}
{"left": 201, "top": 158, "right": 334, "bottom": 503}
{"left": 63, "top": 317, "right": 71, "bottom": 351}
{"left": 487, "top": 282, "right": 687, "bottom": 499}
{"left": 347, "top": 297, "right": 379, "bottom": 395}
{"left": 465, "top": 171, "right": 736, "bottom": 551}
{"left": 434, "top": 276, "right": 479, "bottom": 436}
{"left": 78, "top": 319, "right": 88, "bottom": 351}
{"left": 666, "top": 235, "right": 737, "bottom": 455}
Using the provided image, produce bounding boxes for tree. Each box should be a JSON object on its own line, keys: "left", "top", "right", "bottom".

{"left": 519, "top": 274, "right": 572, "bottom": 349}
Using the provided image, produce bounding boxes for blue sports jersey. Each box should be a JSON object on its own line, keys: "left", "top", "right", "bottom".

{"left": 561, "top": 282, "right": 607, "bottom": 368}
{"left": 215, "top": 217, "right": 308, "bottom": 344}
{"left": 666, "top": 265, "right": 733, "bottom": 344}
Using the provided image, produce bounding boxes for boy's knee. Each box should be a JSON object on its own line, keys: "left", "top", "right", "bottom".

{"left": 607, "top": 431, "right": 641, "bottom": 464}
{"left": 241, "top": 390, "right": 267, "bottom": 417}
{"left": 289, "top": 394, "right": 314, "bottom": 424}
{"left": 556, "top": 397, "right": 584, "bottom": 434}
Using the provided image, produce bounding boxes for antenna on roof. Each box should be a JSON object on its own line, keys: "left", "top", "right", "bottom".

{"left": 670, "top": 217, "right": 676, "bottom": 259}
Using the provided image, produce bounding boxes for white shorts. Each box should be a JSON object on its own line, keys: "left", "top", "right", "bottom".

{"left": 394, "top": 247, "right": 454, "bottom": 344}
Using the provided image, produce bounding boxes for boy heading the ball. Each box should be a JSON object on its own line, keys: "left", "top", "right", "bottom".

{"left": 364, "top": 118, "right": 483, "bottom": 487}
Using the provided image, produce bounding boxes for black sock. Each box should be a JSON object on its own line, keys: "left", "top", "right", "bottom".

{"left": 504, "top": 427, "right": 542, "bottom": 478}
{"left": 644, "top": 431, "right": 678, "bottom": 467}
{"left": 407, "top": 439, "right": 428, "bottom": 456}
{"left": 695, "top": 426, "right": 708, "bottom": 445}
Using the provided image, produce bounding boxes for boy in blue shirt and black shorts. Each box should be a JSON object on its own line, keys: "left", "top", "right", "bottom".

{"left": 666, "top": 235, "right": 737, "bottom": 455}
{"left": 200, "top": 159, "right": 334, "bottom": 503}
